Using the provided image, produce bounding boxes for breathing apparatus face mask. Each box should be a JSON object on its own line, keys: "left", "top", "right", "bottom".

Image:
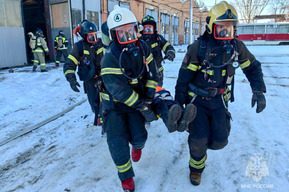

{"left": 213, "top": 22, "right": 236, "bottom": 54}
{"left": 204, "top": 22, "right": 239, "bottom": 69}
{"left": 86, "top": 32, "right": 99, "bottom": 44}
{"left": 214, "top": 21, "right": 235, "bottom": 40}
{"left": 115, "top": 24, "right": 138, "bottom": 45}
{"left": 116, "top": 24, "right": 145, "bottom": 80}
{"left": 143, "top": 25, "right": 154, "bottom": 35}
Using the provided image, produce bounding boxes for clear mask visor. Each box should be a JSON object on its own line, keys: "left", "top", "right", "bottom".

{"left": 116, "top": 24, "right": 138, "bottom": 44}
{"left": 214, "top": 22, "right": 235, "bottom": 40}
{"left": 87, "top": 32, "right": 99, "bottom": 44}
{"left": 143, "top": 25, "right": 154, "bottom": 34}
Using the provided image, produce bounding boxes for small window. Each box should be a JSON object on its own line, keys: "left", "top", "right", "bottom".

{"left": 0, "top": 0, "right": 22, "bottom": 27}
{"left": 87, "top": 11, "right": 99, "bottom": 29}
{"left": 72, "top": 9, "right": 81, "bottom": 29}
{"left": 160, "top": 13, "right": 170, "bottom": 40}
{"left": 255, "top": 25, "right": 265, "bottom": 34}
{"left": 238, "top": 25, "right": 254, "bottom": 34}
{"left": 266, "top": 25, "right": 277, "bottom": 34}
{"left": 51, "top": 2, "right": 69, "bottom": 28}
{"left": 277, "top": 24, "right": 289, "bottom": 34}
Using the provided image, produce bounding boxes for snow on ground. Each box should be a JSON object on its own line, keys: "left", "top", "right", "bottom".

{"left": 0, "top": 45, "right": 289, "bottom": 192}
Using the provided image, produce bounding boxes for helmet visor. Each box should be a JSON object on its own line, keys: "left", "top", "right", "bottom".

{"left": 116, "top": 24, "right": 138, "bottom": 44}
{"left": 214, "top": 22, "right": 235, "bottom": 40}
{"left": 87, "top": 32, "right": 99, "bottom": 44}
{"left": 143, "top": 25, "right": 154, "bottom": 34}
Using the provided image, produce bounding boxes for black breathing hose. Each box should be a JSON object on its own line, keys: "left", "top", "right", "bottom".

{"left": 118, "top": 47, "right": 145, "bottom": 80}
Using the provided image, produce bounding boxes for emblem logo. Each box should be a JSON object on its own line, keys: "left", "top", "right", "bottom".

{"left": 114, "top": 14, "right": 122, "bottom": 22}
{"left": 229, "top": 12, "right": 232, "bottom": 18}
{"left": 245, "top": 153, "right": 269, "bottom": 182}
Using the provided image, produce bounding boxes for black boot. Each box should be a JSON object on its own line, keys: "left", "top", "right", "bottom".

{"left": 32, "top": 66, "right": 37, "bottom": 72}
{"left": 178, "top": 104, "right": 197, "bottom": 132}
{"left": 41, "top": 69, "right": 48, "bottom": 72}
{"left": 163, "top": 104, "right": 182, "bottom": 133}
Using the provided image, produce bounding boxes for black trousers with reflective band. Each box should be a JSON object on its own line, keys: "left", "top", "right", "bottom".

{"left": 55, "top": 49, "right": 68, "bottom": 63}
{"left": 188, "top": 97, "right": 230, "bottom": 173}
{"left": 104, "top": 109, "right": 147, "bottom": 181}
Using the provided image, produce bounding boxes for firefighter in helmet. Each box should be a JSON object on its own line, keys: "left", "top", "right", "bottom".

{"left": 63, "top": 20, "right": 104, "bottom": 126}
{"left": 28, "top": 32, "right": 36, "bottom": 65}
{"left": 175, "top": 1, "right": 266, "bottom": 185}
{"left": 139, "top": 15, "right": 175, "bottom": 86}
{"left": 32, "top": 28, "right": 49, "bottom": 72}
{"left": 101, "top": 5, "right": 160, "bottom": 192}
{"left": 54, "top": 30, "right": 69, "bottom": 67}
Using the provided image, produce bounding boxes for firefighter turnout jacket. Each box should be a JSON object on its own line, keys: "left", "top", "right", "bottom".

{"left": 63, "top": 39, "right": 104, "bottom": 113}
{"left": 64, "top": 39, "right": 103, "bottom": 81}
{"left": 175, "top": 35, "right": 266, "bottom": 107}
{"left": 33, "top": 35, "right": 49, "bottom": 53}
{"left": 54, "top": 35, "right": 69, "bottom": 50}
{"left": 101, "top": 40, "right": 159, "bottom": 111}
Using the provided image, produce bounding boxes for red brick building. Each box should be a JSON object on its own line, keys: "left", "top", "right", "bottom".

{"left": 0, "top": 0, "right": 208, "bottom": 68}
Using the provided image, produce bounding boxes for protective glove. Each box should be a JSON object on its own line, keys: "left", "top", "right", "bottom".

{"left": 251, "top": 91, "right": 266, "bottom": 113}
{"left": 95, "top": 76, "right": 105, "bottom": 92}
{"left": 165, "top": 51, "right": 175, "bottom": 61}
{"left": 137, "top": 104, "right": 158, "bottom": 122}
{"left": 69, "top": 81, "right": 81, "bottom": 92}
{"left": 66, "top": 74, "right": 80, "bottom": 92}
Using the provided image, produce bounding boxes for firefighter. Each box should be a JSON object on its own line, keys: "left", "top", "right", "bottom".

{"left": 28, "top": 32, "right": 36, "bottom": 65}
{"left": 139, "top": 15, "right": 176, "bottom": 86}
{"left": 100, "top": 18, "right": 196, "bottom": 133}
{"left": 32, "top": 29, "right": 49, "bottom": 72}
{"left": 101, "top": 6, "right": 159, "bottom": 192}
{"left": 175, "top": 1, "right": 266, "bottom": 185}
{"left": 63, "top": 20, "right": 104, "bottom": 126}
{"left": 54, "top": 30, "right": 69, "bottom": 67}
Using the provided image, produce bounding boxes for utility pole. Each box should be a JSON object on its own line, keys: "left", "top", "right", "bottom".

{"left": 189, "top": 0, "right": 193, "bottom": 44}
{"left": 82, "top": 0, "right": 85, "bottom": 20}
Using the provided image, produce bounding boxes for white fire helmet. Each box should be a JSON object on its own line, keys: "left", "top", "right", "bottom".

{"left": 107, "top": 5, "right": 138, "bottom": 43}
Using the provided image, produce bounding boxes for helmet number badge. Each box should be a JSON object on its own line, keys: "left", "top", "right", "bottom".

{"left": 114, "top": 14, "right": 122, "bottom": 22}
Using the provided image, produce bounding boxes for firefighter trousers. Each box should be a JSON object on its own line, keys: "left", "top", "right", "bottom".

{"left": 104, "top": 109, "right": 147, "bottom": 181}
{"left": 33, "top": 51, "right": 46, "bottom": 70}
{"left": 156, "top": 60, "right": 164, "bottom": 87}
{"left": 188, "top": 99, "right": 231, "bottom": 173}
{"left": 83, "top": 79, "right": 100, "bottom": 115}
{"left": 55, "top": 49, "right": 68, "bottom": 65}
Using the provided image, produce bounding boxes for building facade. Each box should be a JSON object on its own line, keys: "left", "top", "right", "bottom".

{"left": 0, "top": 0, "right": 207, "bottom": 69}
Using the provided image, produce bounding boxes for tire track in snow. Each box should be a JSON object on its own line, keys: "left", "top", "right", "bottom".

{"left": 157, "top": 139, "right": 188, "bottom": 191}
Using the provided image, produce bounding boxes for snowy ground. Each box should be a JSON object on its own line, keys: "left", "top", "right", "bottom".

{"left": 0, "top": 45, "right": 289, "bottom": 192}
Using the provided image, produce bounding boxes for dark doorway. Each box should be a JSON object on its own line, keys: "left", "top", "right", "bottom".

{"left": 22, "top": 0, "right": 48, "bottom": 65}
